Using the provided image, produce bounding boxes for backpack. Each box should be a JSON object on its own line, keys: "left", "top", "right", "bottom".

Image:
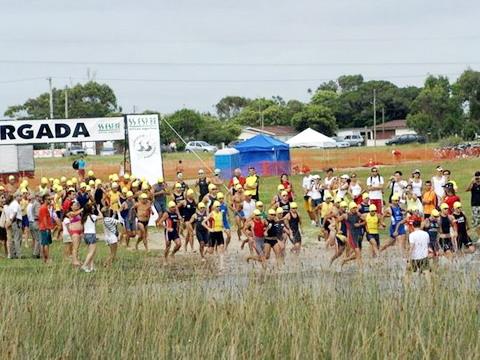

{"left": 72, "top": 160, "right": 79, "bottom": 170}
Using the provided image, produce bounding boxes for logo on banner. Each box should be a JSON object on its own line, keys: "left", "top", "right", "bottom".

{"left": 133, "top": 134, "right": 156, "bottom": 159}
{"left": 97, "top": 121, "right": 122, "bottom": 134}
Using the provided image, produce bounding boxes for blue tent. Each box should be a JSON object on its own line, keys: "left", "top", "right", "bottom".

{"left": 234, "top": 134, "right": 291, "bottom": 176}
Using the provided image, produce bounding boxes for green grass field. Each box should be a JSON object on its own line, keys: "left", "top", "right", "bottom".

{"left": 2, "top": 153, "right": 480, "bottom": 358}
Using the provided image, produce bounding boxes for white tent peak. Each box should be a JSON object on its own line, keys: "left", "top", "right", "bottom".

{"left": 286, "top": 128, "right": 336, "bottom": 148}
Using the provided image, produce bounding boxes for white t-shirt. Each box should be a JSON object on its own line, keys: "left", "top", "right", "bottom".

{"left": 8, "top": 200, "right": 22, "bottom": 221}
{"left": 302, "top": 175, "right": 313, "bottom": 196}
{"left": 243, "top": 200, "right": 256, "bottom": 219}
{"left": 324, "top": 176, "right": 335, "bottom": 190}
{"left": 104, "top": 217, "right": 120, "bottom": 244}
{"left": 431, "top": 176, "right": 445, "bottom": 198}
{"left": 83, "top": 214, "right": 98, "bottom": 234}
{"left": 310, "top": 183, "right": 322, "bottom": 200}
{"left": 410, "top": 179, "right": 423, "bottom": 197}
{"left": 390, "top": 180, "right": 408, "bottom": 198}
{"left": 349, "top": 183, "right": 362, "bottom": 198}
{"left": 409, "top": 229, "right": 429, "bottom": 260}
{"left": 367, "top": 176, "right": 384, "bottom": 200}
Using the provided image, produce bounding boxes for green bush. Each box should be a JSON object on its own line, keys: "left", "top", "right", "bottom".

{"left": 438, "top": 135, "right": 463, "bottom": 147}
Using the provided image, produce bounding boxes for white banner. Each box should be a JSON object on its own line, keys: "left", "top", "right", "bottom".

{"left": 0, "top": 117, "right": 125, "bottom": 145}
{"left": 126, "top": 114, "right": 163, "bottom": 183}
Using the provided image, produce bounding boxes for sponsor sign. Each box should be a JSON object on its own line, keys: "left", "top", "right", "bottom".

{"left": 126, "top": 114, "right": 163, "bottom": 183}
{"left": 0, "top": 117, "right": 124, "bottom": 145}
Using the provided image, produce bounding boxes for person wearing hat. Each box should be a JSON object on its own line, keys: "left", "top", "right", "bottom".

{"left": 232, "top": 185, "right": 246, "bottom": 240}
{"left": 452, "top": 202, "right": 475, "bottom": 253}
{"left": 438, "top": 203, "right": 455, "bottom": 258}
{"left": 151, "top": 177, "right": 167, "bottom": 217}
{"left": 423, "top": 208, "right": 440, "bottom": 258}
{"left": 38, "top": 177, "right": 50, "bottom": 197}
{"left": 228, "top": 168, "right": 246, "bottom": 196}
{"left": 362, "top": 204, "right": 384, "bottom": 257}
{"left": 366, "top": 167, "right": 384, "bottom": 215}
{"left": 135, "top": 193, "right": 152, "bottom": 251}
{"left": 431, "top": 166, "right": 446, "bottom": 202}
{"left": 284, "top": 202, "right": 302, "bottom": 253}
{"left": 263, "top": 208, "right": 283, "bottom": 264}
{"left": 409, "top": 169, "right": 423, "bottom": 198}
{"left": 76, "top": 182, "right": 90, "bottom": 209}
{"left": 274, "top": 190, "right": 291, "bottom": 218}
{"left": 442, "top": 183, "right": 460, "bottom": 214}
{"left": 245, "top": 167, "right": 260, "bottom": 201}
{"left": 271, "top": 184, "right": 286, "bottom": 208}
{"left": 172, "top": 183, "right": 186, "bottom": 224}
{"left": 242, "top": 190, "right": 256, "bottom": 219}
{"left": 301, "top": 167, "right": 316, "bottom": 224}
{"left": 182, "top": 189, "right": 198, "bottom": 252}
{"left": 203, "top": 201, "right": 226, "bottom": 258}
{"left": 336, "top": 174, "right": 350, "bottom": 200}
{"left": 158, "top": 201, "right": 182, "bottom": 259}
{"left": 245, "top": 209, "right": 268, "bottom": 267}
{"left": 320, "top": 195, "right": 336, "bottom": 243}
{"left": 77, "top": 155, "right": 86, "bottom": 180}
{"left": 216, "top": 192, "right": 231, "bottom": 249}
{"left": 275, "top": 206, "right": 291, "bottom": 255}
{"left": 212, "top": 168, "right": 224, "bottom": 187}
{"left": 202, "top": 183, "right": 218, "bottom": 212}
{"left": 85, "top": 170, "right": 96, "bottom": 184}
{"left": 121, "top": 173, "right": 131, "bottom": 190}
{"left": 188, "top": 202, "right": 209, "bottom": 260}
{"left": 342, "top": 202, "right": 365, "bottom": 266}
{"left": 329, "top": 200, "right": 349, "bottom": 266}
{"left": 195, "top": 169, "right": 212, "bottom": 202}
{"left": 174, "top": 172, "right": 188, "bottom": 195}
{"left": 120, "top": 191, "right": 138, "bottom": 248}
{"left": 6, "top": 175, "right": 17, "bottom": 194}
{"left": 380, "top": 193, "right": 407, "bottom": 253}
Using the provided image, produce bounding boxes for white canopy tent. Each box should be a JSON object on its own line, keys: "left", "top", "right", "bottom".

{"left": 286, "top": 128, "right": 336, "bottom": 148}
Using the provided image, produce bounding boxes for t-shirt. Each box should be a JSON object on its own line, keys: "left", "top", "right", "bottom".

{"left": 242, "top": 200, "right": 256, "bottom": 219}
{"left": 38, "top": 204, "right": 52, "bottom": 231}
{"left": 83, "top": 214, "right": 98, "bottom": 234}
{"left": 409, "top": 229, "right": 429, "bottom": 260}
{"left": 389, "top": 180, "right": 408, "bottom": 198}
{"left": 367, "top": 176, "right": 384, "bottom": 200}
{"left": 431, "top": 176, "right": 445, "bottom": 198}
{"left": 422, "top": 190, "right": 437, "bottom": 215}
{"left": 365, "top": 213, "right": 379, "bottom": 234}
{"left": 470, "top": 183, "right": 480, "bottom": 207}
{"left": 77, "top": 159, "right": 86, "bottom": 170}
{"left": 104, "top": 217, "right": 120, "bottom": 244}
{"left": 245, "top": 175, "right": 259, "bottom": 196}
{"left": 302, "top": 175, "right": 314, "bottom": 196}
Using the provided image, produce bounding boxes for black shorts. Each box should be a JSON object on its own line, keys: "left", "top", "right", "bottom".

{"left": 409, "top": 258, "right": 430, "bottom": 273}
{"left": 265, "top": 238, "right": 278, "bottom": 247}
{"left": 323, "top": 220, "right": 330, "bottom": 231}
{"left": 429, "top": 240, "right": 440, "bottom": 253}
{"left": 196, "top": 230, "right": 209, "bottom": 244}
{"left": 138, "top": 220, "right": 149, "bottom": 228}
{"left": 209, "top": 231, "right": 224, "bottom": 247}
{"left": 166, "top": 229, "right": 180, "bottom": 242}
{"left": 336, "top": 236, "right": 346, "bottom": 247}
{"left": 291, "top": 231, "right": 302, "bottom": 244}
{"left": 56, "top": 211, "right": 64, "bottom": 221}
{"left": 0, "top": 227, "right": 6, "bottom": 241}
{"left": 367, "top": 233, "right": 380, "bottom": 247}
{"left": 439, "top": 237, "right": 453, "bottom": 252}
{"left": 457, "top": 233, "right": 473, "bottom": 248}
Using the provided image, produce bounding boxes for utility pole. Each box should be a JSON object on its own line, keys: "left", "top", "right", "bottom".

{"left": 258, "top": 105, "right": 264, "bottom": 130}
{"left": 64, "top": 86, "right": 69, "bottom": 119}
{"left": 48, "top": 77, "right": 54, "bottom": 156}
{"left": 373, "top": 89, "right": 377, "bottom": 147}
{"left": 382, "top": 107, "right": 385, "bottom": 137}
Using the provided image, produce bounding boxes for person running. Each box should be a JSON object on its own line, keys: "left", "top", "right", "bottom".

{"left": 443, "top": 183, "right": 460, "bottom": 214}
{"left": 158, "top": 201, "right": 182, "bottom": 260}
{"left": 102, "top": 206, "right": 122, "bottom": 266}
{"left": 342, "top": 202, "right": 364, "bottom": 266}
{"left": 280, "top": 173, "right": 294, "bottom": 202}
{"left": 275, "top": 207, "right": 291, "bottom": 255}
{"left": 38, "top": 194, "right": 54, "bottom": 264}
{"left": 424, "top": 209, "right": 440, "bottom": 260}
{"left": 302, "top": 167, "right": 316, "bottom": 224}
{"left": 275, "top": 191, "right": 291, "bottom": 217}
{"left": 381, "top": 194, "right": 407, "bottom": 253}
{"left": 203, "top": 184, "right": 218, "bottom": 212}
{"left": 195, "top": 169, "right": 211, "bottom": 202}
{"left": 246, "top": 209, "right": 268, "bottom": 266}
{"left": 232, "top": 184, "right": 245, "bottom": 240}
{"left": 466, "top": 171, "right": 480, "bottom": 235}
{"left": 188, "top": 202, "right": 209, "bottom": 260}
{"left": 329, "top": 201, "right": 349, "bottom": 266}
{"left": 284, "top": 202, "right": 302, "bottom": 253}
{"left": 182, "top": 189, "right": 197, "bottom": 251}
{"left": 407, "top": 220, "right": 431, "bottom": 276}
{"left": 136, "top": 193, "right": 152, "bottom": 251}
{"left": 152, "top": 177, "right": 167, "bottom": 218}
{"left": 216, "top": 192, "right": 231, "bottom": 249}
{"left": 452, "top": 202, "right": 475, "bottom": 254}
{"left": 438, "top": 203, "right": 455, "bottom": 259}
{"left": 203, "top": 201, "right": 225, "bottom": 259}
{"left": 245, "top": 167, "right": 260, "bottom": 201}
{"left": 270, "top": 184, "right": 285, "bottom": 208}
{"left": 81, "top": 204, "right": 102, "bottom": 272}
{"left": 363, "top": 204, "right": 384, "bottom": 257}
{"left": 264, "top": 208, "right": 283, "bottom": 265}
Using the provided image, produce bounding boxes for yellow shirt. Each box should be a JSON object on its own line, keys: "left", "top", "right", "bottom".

{"left": 212, "top": 211, "right": 223, "bottom": 232}
{"left": 20, "top": 199, "right": 29, "bottom": 216}
{"left": 321, "top": 202, "right": 333, "bottom": 218}
{"left": 366, "top": 213, "right": 379, "bottom": 234}
{"left": 109, "top": 190, "right": 120, "bottom": 212}
{"left": 245, "top": 175, "right": 258, "bottom": 196}
{"left": 54, "top": 194, "right": 62, "bottom": 212}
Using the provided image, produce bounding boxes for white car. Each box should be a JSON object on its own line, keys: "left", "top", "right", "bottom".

{"left": 185, "top": 141, "right": 218, "bottom": 153}
{"left": 333, "top": 137, "right": 350, "bottom": 148}
{"left": 343, "top": 134, "right": 364, "bottom": 146}
{"left": 100, "top": 147, "right": 116, "bottom": 156}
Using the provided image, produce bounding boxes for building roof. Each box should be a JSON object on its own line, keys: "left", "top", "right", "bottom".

{"left": 374, "top": 119, "right": 407, "bottom": 131}
{"left": 241, "top": 126, "right": 297, "bottom": 137}
{"left": 234, "top": 134, "right": 289, "bottom": 152}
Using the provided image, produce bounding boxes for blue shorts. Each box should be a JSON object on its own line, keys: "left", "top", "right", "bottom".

{"left": 84, "top": 233, "right": 97, "bottom": 245}
{"left": 223, "top": 220, "right": 231, "bottom": 230}
{"left": 390, "top": 224, "right": 406, "bottom": 238}
{"left": 154, "top": 201, "right": 167, "bottom": 214}
{"left": 22, "top": 215, "right": 29, "bottom": 229}
{"left": 40, "top": 230, "right": 52, "bottom": 246}
{"left": 125, "top": 218, "right": 137, "bottom": 232}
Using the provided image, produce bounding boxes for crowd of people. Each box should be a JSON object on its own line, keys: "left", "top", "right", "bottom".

{"left": 0, "top": 163, "right": 478, "bottom": 274}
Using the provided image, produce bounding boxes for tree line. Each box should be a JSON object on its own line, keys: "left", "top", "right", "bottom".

{"left": 5, "top": 69, "right": 480, "bottom": 145}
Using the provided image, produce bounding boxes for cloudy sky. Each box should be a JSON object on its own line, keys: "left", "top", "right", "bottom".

{"left": 0, "top": 0, "right": 479, "bottom": 118}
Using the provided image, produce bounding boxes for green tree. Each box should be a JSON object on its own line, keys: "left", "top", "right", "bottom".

{"left": 215, "top": 96, "right": 250, "bottom": 120}
{"left": 338, "top": 74, "right": 364, "bottom": 92}
{"left": 292, "top": 104, "right": 337, "bottom": 136}
{"left": 5, "top": 81, "right": 117, "bottom": 119}
{"left": 453, "top": 69, "right": 480, "bottom": 133}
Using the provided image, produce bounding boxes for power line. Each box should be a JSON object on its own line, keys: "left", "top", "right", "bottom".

{"left": 0, "top": 59, "right": 478, "bottom": 67}
{"left": 0, "top": 77, "right": 46, "bottom": 84}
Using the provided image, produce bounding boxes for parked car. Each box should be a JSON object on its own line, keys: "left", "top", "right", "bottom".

{"left": 100, "top": 147, "right": 116, "bottom": 156}
{"left": 185, "top": 141, "right": 218, "bottom": 153}
{"left": 63, "top": 145, "right": 85, "bottom": 157}
{"left": 385, "top": 134, "right": 426, "bottom": 145}
{"left": 333, "top": 137, "right": 350, "bottom": 148}
{"left": 343, "top": 134, "right": 364, "bottom": 146}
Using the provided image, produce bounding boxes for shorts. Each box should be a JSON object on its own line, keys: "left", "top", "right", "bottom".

{"left": 312, "top": 198, "right": 322, "bottom": 207}
{"left": 40, "top": 230, "right": 52, "bottom": 246}
{"left": 409, "top": 258, "right": 430, "bottom": 273}
{"left": 472, "top": 206, "right": 480, "bottom": 227}
{"left": 439, "top": 237, "right": 453, "bottom": 252}
{"left": 125, "top": 218, "right": 137, "bottom": 232}
{"left": 336, "top": 235, "right": 346, "bottom": 247}
{"left": 291, "top": 230, "right": 302, "bottom": 244}
{"left": 304, "top": 197, "right": 313, "bottom": 212}
{"left": 22, "top": 215, "right": 29, "bottom": 229}
{"left": 254, "top": 237, "right": 265, "bottom": 256}
{"left": 265, "top": 238, "right": 278, "bottom": 247}
{"left": 0, "top": 227, "right": 6, "bottom": 241}
{"left": 390, "top": 224, "right": 406, "bottom": 238}
{"left": 367, "top": 233, "right": 380, "bottom": 247}
{"left": 429, "top": 240, "right": 440, "bottom": 253}
{"left": 138, "top": 220, "right": 149, "bottom": 229}
{"left": 223, "top": 220, "right": 231, "bottom": 230}
{"left": 166, "top": 229, "right": 180, "bottom": 242}
{"left": 78, "top": 169, "right": 85, "bottom": 178}
{"left": 154, "top": 201, "right": 167, "bottom": 214}
{"left": 457, "top": 233, "right": 473, "bottom": 248}
{"left": 56, "top": 211, "right": 64, "bottom": 221}
{"left": 196, "top": 230, "right": 209, "bottom": 244}
{"left": 84, "top": 233, "right": 97, "bottom": 245}
{"left": 369, "top": 199, "right": 383, "bottom": 214}
{"left": 105, "top": 234, "right": 118, "bottom": 245}
{"left": 63, "top": 233, "right": 72, "bottom": 244}
{"left": 209, "top": 231, "right": 224, "bottom": 247}
{"left": 349, "top": 233, "right": 362, "bottom": 249}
